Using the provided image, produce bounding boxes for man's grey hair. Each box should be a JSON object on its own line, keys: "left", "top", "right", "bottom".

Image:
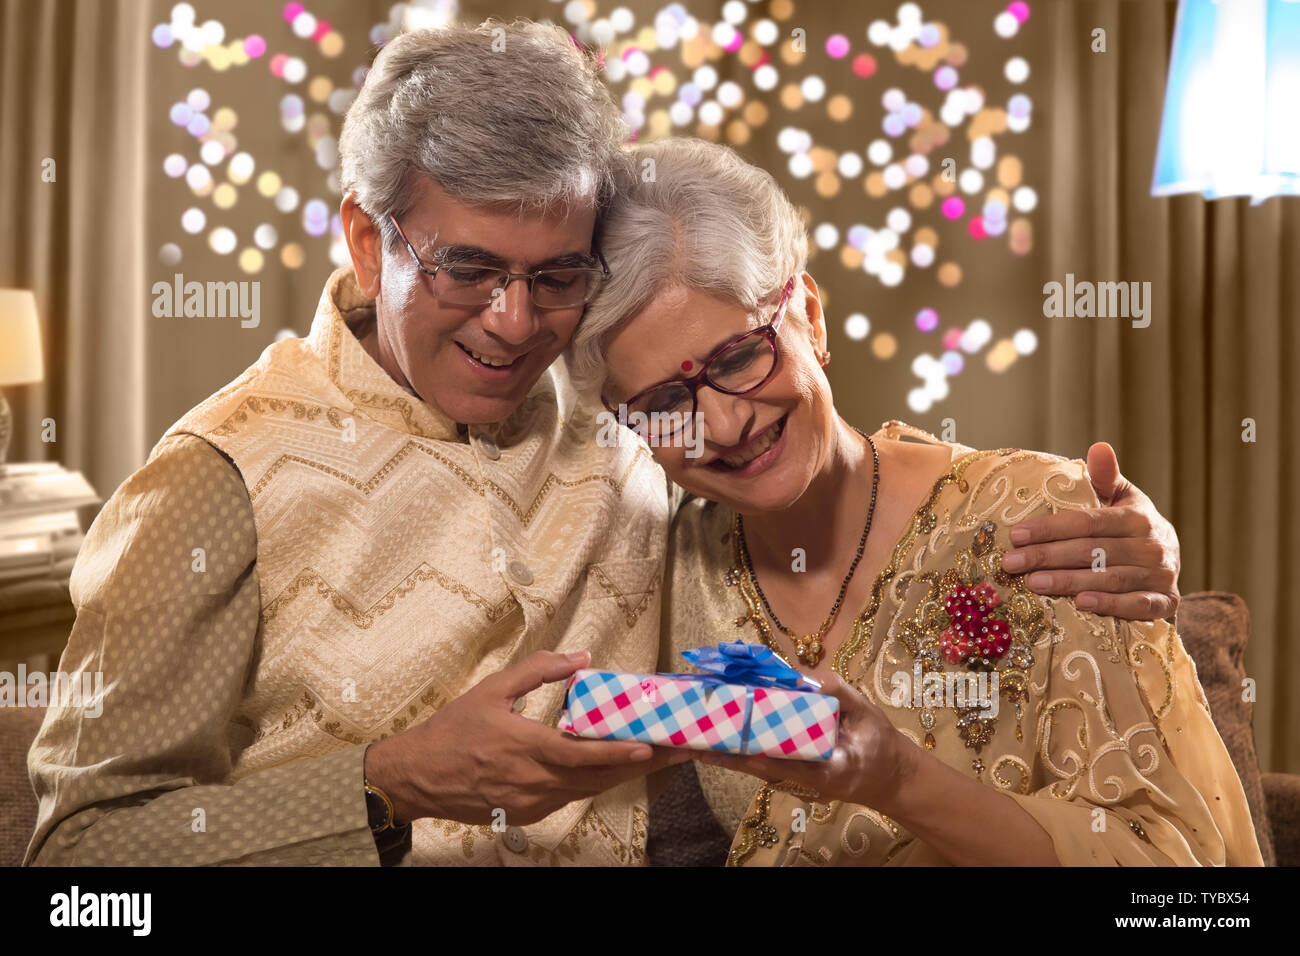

{"left": 568, "top": 137, "right": 810, "bottom": 400}
{"left": 339, "top": 20, "right": 628, "bottom": 252}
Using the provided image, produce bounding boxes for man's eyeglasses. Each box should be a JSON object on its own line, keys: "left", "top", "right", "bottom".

{"left": 605, "top": 277, "right": 796, "bottom": 441}
{"left": 389, "top": 215, "right": 611, "bottom": 310}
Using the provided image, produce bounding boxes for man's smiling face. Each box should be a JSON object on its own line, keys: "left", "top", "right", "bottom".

{"left": 344, "top": 174, "right": 600, "bottom": 426}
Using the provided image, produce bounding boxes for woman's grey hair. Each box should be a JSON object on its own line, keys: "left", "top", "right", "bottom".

{"left": 568, "top": 137, "right": 810, "bottom": 400}
{"left": 339, "top": 20, "right": 628, "bottom": 252}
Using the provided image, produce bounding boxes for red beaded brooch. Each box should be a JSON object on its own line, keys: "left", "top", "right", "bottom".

{"left": 940, "top": 581, "right": 1011, "bottom": 666}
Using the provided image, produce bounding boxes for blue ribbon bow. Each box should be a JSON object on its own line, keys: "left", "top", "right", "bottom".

{"left": 666, "top": 641, "right": 822, "bottom": 693}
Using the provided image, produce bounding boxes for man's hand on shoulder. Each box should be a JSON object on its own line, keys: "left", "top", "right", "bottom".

{"left": 999, "top": 442, "right": 1181, "bottom": 621}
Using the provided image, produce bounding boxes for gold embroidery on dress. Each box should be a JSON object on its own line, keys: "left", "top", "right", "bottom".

{"left": 1039, "top": 699, "right": 1087, "bottom": 797}
{"left": 249, "top": 440, "right": 481, "bottom": 500}
{"left": 247, "top": 437, "right": 655, "bottom": 530}
{"left": 892, "top": 519, "right": 1045, "bottom": 779}
{"left": 840, "top": 810, "right": 873, "bottom": 857}
{"left": 517, "top": 591, "right": 558, "bottom": 619}
{"left": 262, "top": 564, "right": 519, "bottom": 628}
{"left": 725, "top": 447, "right": 1004, "bottom": 866}
{"left": 729, "top": 785, "right": 777, "bottom": 866}
{"left": 435, "top": 819, "right": 495, "bottom": 859}
{"left": 796, "top": 847, "right": 829, "bottom": 866}
{"left": 246, "top": 683, "right": 445, "bottom": 745}
{"left": 345, "top": 388, "right": 444, "bottom": 438}
{"left": 1129, "top": 639, "right": 1176, "bottom": 718}
{"left": 245, "top": 690, "right": 321, "bottom": 743}
{"left": 560, "top": 804, "right": 649, "bottom": 866}
{"left": 832, "top": 450, "right": 1009, "bottom": 676}
{"left": 588, "top": 563, "right": 660, "bottom": 628}
{"left": 387, "top": 686, "right": 446, "bottom": 733}
{"left": 991, "top": 755, "right": 1033, "bottom": 794}
{"left": 964, "top": 454, "right": 1032, "bottom": 522}
{"left": 1084, "top": 614, "right": 1125, "bottom": 665}
{"left": 1059, "top": 650, "right": 1119, "bottom": 739}
{"left": 485, "top": 452, "right": 653, "bottom": 526}
{"left": 209, "top": 394, "right": 333, "bottom": 439}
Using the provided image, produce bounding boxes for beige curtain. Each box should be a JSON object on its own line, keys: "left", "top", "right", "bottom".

{"left": 0, "top": 0, "right": 150, "bottom": 501}
{"left": 1042, "top": 0, "right": 1299, "bottom": 773}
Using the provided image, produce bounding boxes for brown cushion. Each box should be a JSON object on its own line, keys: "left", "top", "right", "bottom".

{"left": 0, "top": 705, "right": 45, "bottom": 867}
{"left": 1262, "top": 773, "right": 1300, "bottom": 868}
{"left": 1176, "top": 592, "right": 1274, "bottom": 866}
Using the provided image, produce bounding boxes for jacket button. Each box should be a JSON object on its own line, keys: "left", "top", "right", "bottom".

{"left": 508, "top": 560, "right": 534, "bottom": 585}
{"left": 479, "top": 438, "right": 501, "bottom": 460}
{"left": 503, "top": 826, "right": 528, "bottom": 853}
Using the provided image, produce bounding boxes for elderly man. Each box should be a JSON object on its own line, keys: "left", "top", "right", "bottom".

{"left": 24, "top": 21, "right": 1180, "bottom": 867}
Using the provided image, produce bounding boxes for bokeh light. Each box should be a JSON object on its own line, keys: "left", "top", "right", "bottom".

{"left": 208, "top": 226, "right": 236, "bottom": 255}
{"left": 180, "top": 207, "right": 205, "bottom": 234}
{"left": 150, "top": 0, "right": 1039, "bottom": 410}
{"left": 872, "top": 333, "right": 898, "bottom": 360}
{"left": 844, "top": 313, "right": 870, "bottom": 340}
{"left": 239, "top": 247, "right": 264, "bottom": 273}
{"left": 281, "top": 242, "right": 305, "bottom": 269}
{"left": 212, "top": 183, "right": 237, "bottom": 209}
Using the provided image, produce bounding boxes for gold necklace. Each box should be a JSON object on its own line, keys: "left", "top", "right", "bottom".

{"left": 733, "top": 429, "right": 880, "bottom": 668}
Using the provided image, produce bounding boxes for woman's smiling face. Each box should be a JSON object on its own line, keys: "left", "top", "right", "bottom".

{"left": 602, "top": 276, "right": 837, "bottom": 515}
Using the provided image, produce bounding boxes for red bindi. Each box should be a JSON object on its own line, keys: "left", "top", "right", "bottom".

{"left": 681, "top": 360, "right": 693, "bottom": 372}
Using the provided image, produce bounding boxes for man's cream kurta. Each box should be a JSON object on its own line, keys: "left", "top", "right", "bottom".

{"left": 26, "top": 267, "right": 669, "bottom": 865}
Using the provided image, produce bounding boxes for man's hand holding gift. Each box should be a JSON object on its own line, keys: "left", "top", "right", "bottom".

{"left": 364, "top": 649, "right": 692, "bottom": 827}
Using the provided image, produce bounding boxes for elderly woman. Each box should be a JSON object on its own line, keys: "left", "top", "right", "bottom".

{"left": 569, "top": 137, "right": 1263, "bottom": 866}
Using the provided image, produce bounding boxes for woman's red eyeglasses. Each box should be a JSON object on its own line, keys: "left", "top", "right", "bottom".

{"left": 604, "top": 277, "right": 796, "bottom": 441}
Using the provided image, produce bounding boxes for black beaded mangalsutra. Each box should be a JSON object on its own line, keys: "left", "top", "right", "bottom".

{"left": 734, "top": 428, "right": 880, "bottom": 667}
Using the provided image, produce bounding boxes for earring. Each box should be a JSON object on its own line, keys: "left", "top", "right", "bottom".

{"left": 820, "top": 351, "right": 831, "bottom": 369}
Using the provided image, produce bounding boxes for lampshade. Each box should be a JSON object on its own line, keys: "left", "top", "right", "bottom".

{"left": 1152, "top": 0, "right": 1300, "bottom": 201}
{"left": 0, "top": 289, "right": 45, "bottom": 386}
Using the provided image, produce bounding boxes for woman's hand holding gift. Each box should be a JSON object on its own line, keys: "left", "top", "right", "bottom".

{"left": 695, "top": 675, "right": 1062, "bottom": 865}
{"left": 691, "top": 673, "right": 913, "bottom": 813}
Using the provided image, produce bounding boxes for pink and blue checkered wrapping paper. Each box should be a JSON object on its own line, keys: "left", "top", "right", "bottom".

{"left": 559, "top": 668, "right": 840, "bottom": 761}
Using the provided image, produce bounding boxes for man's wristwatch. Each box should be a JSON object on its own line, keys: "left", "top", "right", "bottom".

{"left": 364, "top": 779, "right": 406, "bottom": 836}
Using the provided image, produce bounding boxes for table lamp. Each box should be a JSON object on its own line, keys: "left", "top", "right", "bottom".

{"left": 0, "top": 289, "right": 44, "bottom": 466}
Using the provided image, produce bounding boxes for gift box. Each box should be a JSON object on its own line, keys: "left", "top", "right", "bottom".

{"left": 558, "top": 642, "right": 840, "bottom": 761}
